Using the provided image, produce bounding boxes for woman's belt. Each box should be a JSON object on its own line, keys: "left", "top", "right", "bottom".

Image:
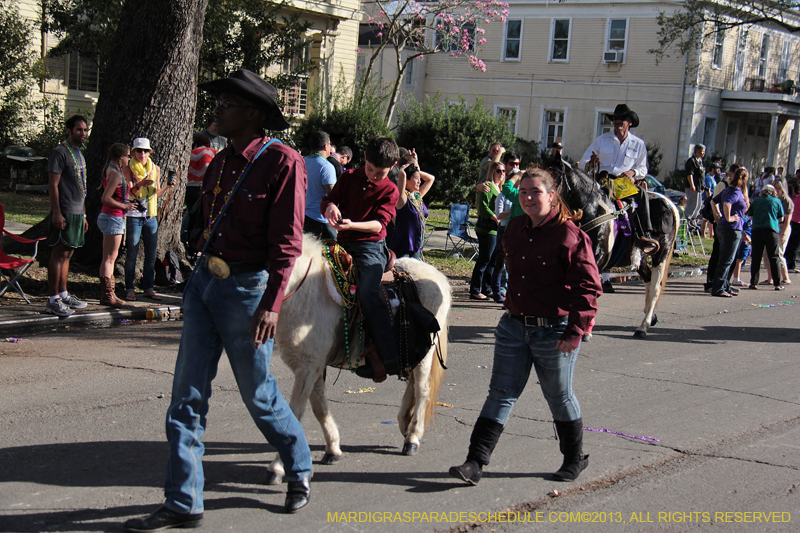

{"left": 509, "top": 313, "right": 568, "bottom": 327}
{"left": 203, "top": 254, "right": 266, "bottom": 279}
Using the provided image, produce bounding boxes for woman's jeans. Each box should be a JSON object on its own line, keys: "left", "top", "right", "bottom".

{"left": 479, "top": 313, "right": 581, "bottom": 425}
{"left": 750, "top": 228, "right": 781, "bottom": 286}
{"left": 786, "top": 221, "right": 800, "bottom": 270}
{"left": 492, "top": 226, "right": 507, "bottom": 295}
{"left": 125, "top": 216, "right": 158, "bottom": 293}
{"left": 470, "top": 232, "right": 496, "bottom": 295}
{"left": 711, "top": 225, "right": 742, "bottom": 295}
{"left": 164, "top": 262, "right": 312, "bottom": 514}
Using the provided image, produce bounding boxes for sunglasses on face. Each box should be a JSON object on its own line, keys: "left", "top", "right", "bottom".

{"left": 495, "top": 168, "right": 506, "bottom": 174}
{"left": 215, "top": 99, "right": 256, "bottom": 111}
{"left": 133, "top": 148, "right": 150, "bottom": 154}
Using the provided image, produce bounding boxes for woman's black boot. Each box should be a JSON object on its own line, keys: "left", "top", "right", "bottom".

{"left": 449, "top": 417, "right": 504, "bottom": 485}
{"left": 553, "top": 418, "right": 589, "bottom": 481}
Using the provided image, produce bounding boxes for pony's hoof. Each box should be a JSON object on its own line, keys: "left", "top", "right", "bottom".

{"left": 633, "top": 330, "right": 647, "bottom": 339}
{"left": 650, "top": 314, "right": 658, "bottom": 327}
{"left": 402, "top": 442, "right": 418, "bottom": 456}
{"left": 266, "top": 472, "right": 284, "bottom": 485}
{"left": 320, "top": 453, "right": 342, "bottom": 465}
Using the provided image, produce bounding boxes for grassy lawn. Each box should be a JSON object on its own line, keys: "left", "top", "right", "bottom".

{"left": 422, "top": 248, "right": 473, "bottom": 280}
{"left": 0, "top": 190, "right": 50, "bottom": 226}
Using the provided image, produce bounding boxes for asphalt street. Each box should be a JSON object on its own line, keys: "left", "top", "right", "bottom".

{"left": 0, "top": 274, "right": 798, "bottom": 532}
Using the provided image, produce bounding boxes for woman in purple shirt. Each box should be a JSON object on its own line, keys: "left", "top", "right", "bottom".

{"left": 389, "top": 153, "right": 435, "bottom": 259}
{"left": 449, "top": 169, "right": 601, "bottom": 486}
{"left": 710, "top": 168, "right": 749, "bottom": 297}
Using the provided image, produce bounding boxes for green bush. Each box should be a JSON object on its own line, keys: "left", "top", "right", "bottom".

{"left": 646, "top": 141, "right": 663, "bottom": 178}
{"left": 395, "top": 93, "right": 517, "bottom": 205}
{"left": 292, "top": 78, "right": 391, "bottom": 165}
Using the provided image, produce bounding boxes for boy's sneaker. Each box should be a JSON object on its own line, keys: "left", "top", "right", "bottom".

{"left": 44, "top": 298, "right": 76, "bottom": 317}
{"left": 731, "top": 279, "right": 745, "bottom": 287}
{"left": 62, "top": 294, "right": 87, "bottom": 309}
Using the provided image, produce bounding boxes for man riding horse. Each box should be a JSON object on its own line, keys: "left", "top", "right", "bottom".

{"left": 579, "top": 104, "right": 658, "bottom": 256}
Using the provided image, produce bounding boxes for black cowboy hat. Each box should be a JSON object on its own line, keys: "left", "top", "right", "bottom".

{"left": 606, "top": 104, "right": 639, "bottom": 128}
{"left": 198, "top": 69, "right": 290, "bottom": 131}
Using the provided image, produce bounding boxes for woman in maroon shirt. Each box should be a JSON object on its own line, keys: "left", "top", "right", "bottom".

{"left": 450, "top": 169, "right": 601, "bottom": 485}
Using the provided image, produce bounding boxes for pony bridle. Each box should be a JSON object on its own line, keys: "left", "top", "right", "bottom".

{"left": 282, "top": 256, "right": 313, "bottom": 302}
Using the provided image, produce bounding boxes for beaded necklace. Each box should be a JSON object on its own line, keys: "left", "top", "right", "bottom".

{"left": 204, "top": 139, "right": 267, "bottom": 239}
{"left": 62, "top": 140, "right": 87, "bottom": 198}
{"left": 107, "top": 163, "right": 127, "bottom": 202}
{"left": 323, "top": 243, "right": 362, "bottom": 371}
{"left": 405, "top": 190, "right": 427, "bottom": 247}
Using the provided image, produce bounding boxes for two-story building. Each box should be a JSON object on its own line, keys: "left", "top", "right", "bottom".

{"left": 17, "top": 0, "right": 361, "bottom": 124}
{"left": 378, "top": 0, "right": 800, "bottom": 175}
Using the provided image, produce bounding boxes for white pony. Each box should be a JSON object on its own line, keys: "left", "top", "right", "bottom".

{"left": 267, "top": 234, "right": 451, "bottom": 483}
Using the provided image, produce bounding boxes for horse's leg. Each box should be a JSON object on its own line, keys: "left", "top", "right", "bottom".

{"left": 635, "top": 258, "right": 668, "bottom": 338}
{"left": 308, "top": 371, "right": 342, "bottom": 465}
{"left": 401, "top": 354, "right": 433, "bottom": 456}
{"left": 266, "top": 357, "right": 318, "bottom": 485}
{"left": 397, "top": 373, "right": 416, "bottom": 437}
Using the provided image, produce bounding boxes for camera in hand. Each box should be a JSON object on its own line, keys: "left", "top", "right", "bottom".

{"left": 132, "top": 199, "right": 147, "bottom": 213}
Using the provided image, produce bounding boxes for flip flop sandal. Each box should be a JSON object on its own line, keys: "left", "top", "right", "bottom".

{"left": 126, "top": 292, "right": 137, "bottom": 301}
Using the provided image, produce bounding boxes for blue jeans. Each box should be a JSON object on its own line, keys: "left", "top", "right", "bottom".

{"left": 342, "top": 240, "right": 399, "bottom": 371}
{"left": 480, "top": 313, "right": 581, "bottom": 424}
{"left": 164, "top": 262, "right": 312, "bottom": 514}
{"left": 491, "top": 226, "right": 507, "bottom": 295}
{"left": 711, "top": 225, "right": 742, "bottom": 295}
{"left": 125, "top": 216, "right": 159, "bottom": 293}
{"left": 470, "top": 232, "right": 496, "bottom": 295}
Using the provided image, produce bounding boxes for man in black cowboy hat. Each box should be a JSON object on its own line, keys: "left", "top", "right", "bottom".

{"left": 124, "top": 69, "right": 312, "bottom": 532}
{"left": 579, "top": 103, "right": 657, "bottom": 255}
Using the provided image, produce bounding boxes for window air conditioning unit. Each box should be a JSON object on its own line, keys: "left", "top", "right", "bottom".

{"left": 604, "top": 51, "right": 624, "bottom": 63}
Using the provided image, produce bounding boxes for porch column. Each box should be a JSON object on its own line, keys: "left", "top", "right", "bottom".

{"left": 788, "top": 120, "right": 799, "bottom": 176}
{"left": 767, "top": 113, "right": 779, "bottom": 166}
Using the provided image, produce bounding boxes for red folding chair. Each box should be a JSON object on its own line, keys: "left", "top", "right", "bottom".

{"left": 0, "top": 204, "right": 47, "bottom": 304}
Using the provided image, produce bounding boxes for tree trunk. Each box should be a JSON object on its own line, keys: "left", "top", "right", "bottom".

{"left": 75, "top": 0, "right": 209, "bottom": 267}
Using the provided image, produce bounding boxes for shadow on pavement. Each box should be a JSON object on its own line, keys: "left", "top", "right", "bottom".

{"left": 594, "top": 324, "right": 800, "bottom": 343}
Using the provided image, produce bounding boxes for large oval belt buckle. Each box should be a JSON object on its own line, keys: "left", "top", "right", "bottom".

{"left": 207, "top": 255, "right": 230, "bottom": 280}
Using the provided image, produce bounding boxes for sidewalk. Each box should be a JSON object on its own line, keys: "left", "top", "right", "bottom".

{"left": 1, "top": 220, "right": 184, "bottom": 334}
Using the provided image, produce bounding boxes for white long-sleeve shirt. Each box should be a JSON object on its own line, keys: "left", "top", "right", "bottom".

{"left": 579, "top": 131, "right": 648, "bottom": 178}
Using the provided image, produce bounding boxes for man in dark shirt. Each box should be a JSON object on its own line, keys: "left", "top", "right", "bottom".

{"left": 684, "top": 143, "right": 706, "bottom": 223}
{"left": 124, "top": 69, "right": 312, "bottom": 533}
{"left": 321, "top": 137, "right": 400, "bottom": 381}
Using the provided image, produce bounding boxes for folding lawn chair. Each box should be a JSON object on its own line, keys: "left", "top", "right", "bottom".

{"left": 0, "top": 204, "right": 47, "bottom": 304}
{"left": 444, "top": 203, "right": 478, "bottom": 260}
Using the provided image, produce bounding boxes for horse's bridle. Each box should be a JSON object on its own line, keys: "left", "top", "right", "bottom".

{"left": 282, "top": 256, "right": 313, "bottom": 302}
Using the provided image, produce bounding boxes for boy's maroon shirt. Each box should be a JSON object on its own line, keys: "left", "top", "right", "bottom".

{"left": 320, "top": 166, "right": 399, "bottom": 243}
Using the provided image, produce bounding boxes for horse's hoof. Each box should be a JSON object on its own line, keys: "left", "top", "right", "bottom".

{"left": 265, "top": 472, "right": 284, "bottom": 485}
{"left": 401, "top": 442, "right": 418, "bottom": 456}
{"left": 320, "top": 453, "right": 342, "bottom": 465}
{"left": 582, "top": 333, "right": 592, "bottom": 343}
{"left": 633, "top": 330, "right": 647, "bottom": 339}
{"left": 650, "top": 314, "right": 658, "bottom": 327}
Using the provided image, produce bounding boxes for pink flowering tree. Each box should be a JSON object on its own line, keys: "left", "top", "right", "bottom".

{"left": 358, "top": 0, "right": 509, "bottom": 125}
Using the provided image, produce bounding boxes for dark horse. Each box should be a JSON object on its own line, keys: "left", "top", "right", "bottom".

{"left": 542, "top": 158, "right": 680, "bottom": 338}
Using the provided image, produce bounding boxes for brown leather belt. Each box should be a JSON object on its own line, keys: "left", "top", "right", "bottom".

{"left": 509, "top": 314, "right": 568, "bottom": 327}
{"left": 204, "top": 254, "right": 266, "bottom": 279}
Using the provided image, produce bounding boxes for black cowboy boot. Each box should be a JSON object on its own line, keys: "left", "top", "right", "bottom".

{"left": 553, "top": 418, "right": 589, "bottom": 482}
{"left": 449, "top": 417, "right": 504, "bottom": 485}
{"left": 284, "top": 477, "right": 311, "bottom": 513}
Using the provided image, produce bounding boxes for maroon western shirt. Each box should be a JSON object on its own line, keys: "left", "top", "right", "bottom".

{"left": 319, "top": 167, "right": 399, "bottom": 243}
{"left": 198, "top": 135, "right": 307, "bottom": 314}
{"left": 502, "top": 207, "right": 602, "bottom": 348}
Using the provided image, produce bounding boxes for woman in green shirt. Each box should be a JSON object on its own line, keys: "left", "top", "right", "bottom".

{"left": 470, "top": 161, "right": 504, "bottom": 300}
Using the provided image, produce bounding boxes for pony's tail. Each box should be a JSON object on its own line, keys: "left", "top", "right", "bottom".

{"left": 423, "top": 324, "right": 448, "bottom": 429}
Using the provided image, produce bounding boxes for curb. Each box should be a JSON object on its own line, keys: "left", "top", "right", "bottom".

{"left": 0, "top": 305, "right": 182, "bottom": 335}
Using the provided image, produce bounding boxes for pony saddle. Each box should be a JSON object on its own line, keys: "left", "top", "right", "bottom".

{"left": 322, "top": 242, "right": 440, "bottom": 382}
